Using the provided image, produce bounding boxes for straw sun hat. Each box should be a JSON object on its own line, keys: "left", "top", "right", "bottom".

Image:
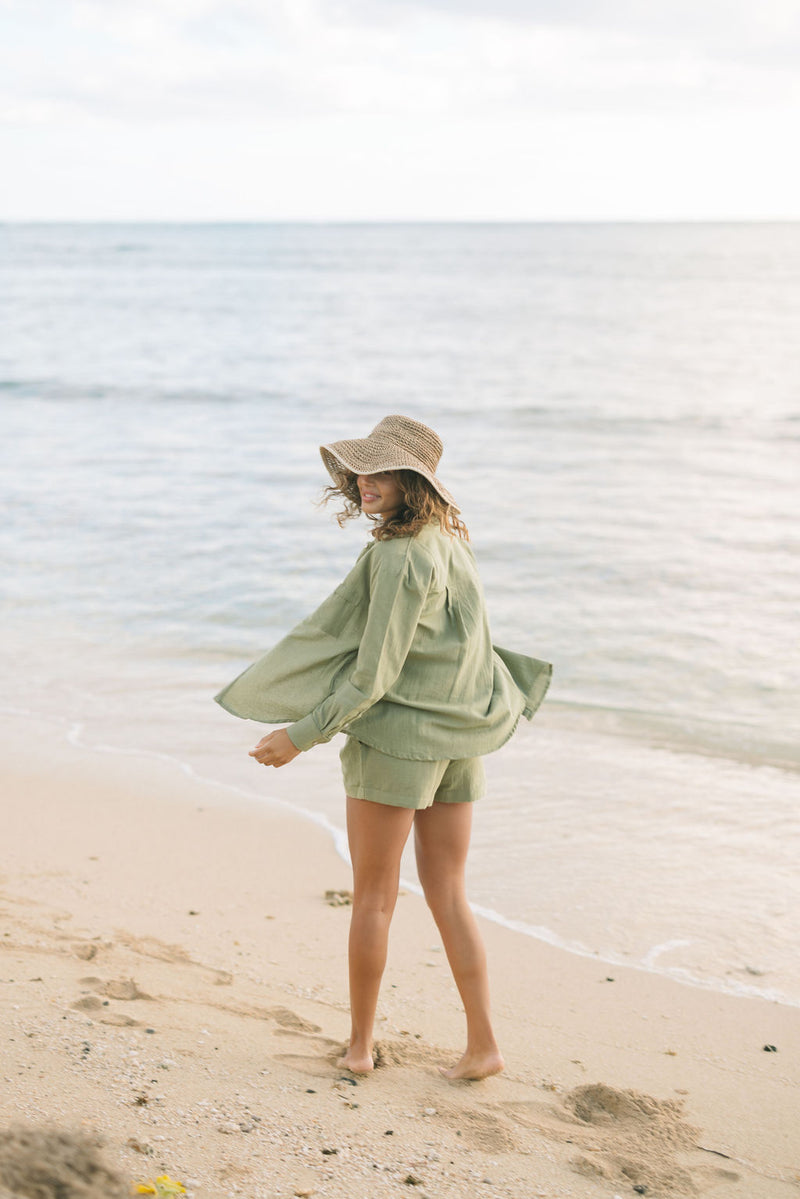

{"left": 320, "top": 415, "right": 459, "bottom": 511}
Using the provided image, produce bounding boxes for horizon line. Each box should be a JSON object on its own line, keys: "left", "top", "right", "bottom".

{"left": 2, "top": 216, "right": 800, "bottom": 226}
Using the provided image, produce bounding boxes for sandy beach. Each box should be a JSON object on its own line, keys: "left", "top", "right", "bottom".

{"left": 2, "top": 712, "right": 798, "bottom": 1199}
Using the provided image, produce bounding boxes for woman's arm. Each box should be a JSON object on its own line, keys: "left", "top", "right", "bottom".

{"left": 283, "top": 540, "right": 435, "bottom": 754}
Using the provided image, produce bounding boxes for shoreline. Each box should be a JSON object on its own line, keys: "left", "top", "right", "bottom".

{"left": 40, "top": 708, "right": 800, "bottom": 1012}
{"left": 2, "top": 713, "right": 799, "bottom": 1198}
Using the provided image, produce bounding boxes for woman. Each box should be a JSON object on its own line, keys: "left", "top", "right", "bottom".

{"left": 215, "top": 415, "right": 551, "bottom": 1079}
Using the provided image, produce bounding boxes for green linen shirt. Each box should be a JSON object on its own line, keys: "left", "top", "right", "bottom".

{"left": 214, "top": 522, "right": 551, "bottom": 760}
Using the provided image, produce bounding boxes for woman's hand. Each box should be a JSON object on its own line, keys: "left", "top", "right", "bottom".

{"left": 249, "top": 728, "right": 301, "bottom": 768}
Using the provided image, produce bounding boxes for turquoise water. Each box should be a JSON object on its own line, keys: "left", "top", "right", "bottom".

{"left": 2, "top": 222, "right": 799, "bottom": 1001}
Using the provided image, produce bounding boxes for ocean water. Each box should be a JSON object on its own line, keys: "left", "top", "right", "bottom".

{"left": 2, "top": 221, "right": 799, "bottom": 1004}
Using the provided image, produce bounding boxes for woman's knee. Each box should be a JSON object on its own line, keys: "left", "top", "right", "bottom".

{"left": 416, "top": 844, "right": 466, "bottom": 900}
{"left": 419, "top": 874, "right": 466, "bottom": 921}
{"left": 352, "top": 878, "right": 401, "bottom": 917}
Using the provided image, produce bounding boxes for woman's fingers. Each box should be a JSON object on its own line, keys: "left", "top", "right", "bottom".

{"left": 248, "top": 729, "right": 300, "bottom": 768}
{"left": 249, "top": 746, "right": 271, "bottom": 762}
{"left": 249, "top": 740, "right": 278, "bottom": 763}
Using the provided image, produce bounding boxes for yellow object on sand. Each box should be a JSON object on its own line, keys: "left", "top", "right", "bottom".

{"left": 133, "top": 1175, "right": 186, "bottom": 1196}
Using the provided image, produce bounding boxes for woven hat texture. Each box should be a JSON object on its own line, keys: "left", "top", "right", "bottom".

{"left": 320, "top": 415, "right": 458, "bottom": 510}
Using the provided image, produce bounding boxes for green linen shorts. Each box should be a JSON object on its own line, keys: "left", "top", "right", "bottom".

{"left": 340, "top": 736, "right": 485, "bottom": 810}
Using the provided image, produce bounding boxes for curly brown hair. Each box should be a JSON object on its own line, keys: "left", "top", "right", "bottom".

{"left": 322, "top": 468, "right": 469, "bottom": 541}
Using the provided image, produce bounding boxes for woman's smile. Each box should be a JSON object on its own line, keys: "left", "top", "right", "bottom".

{"left": 357, "top": 472, "right": 403, "bottom": 518}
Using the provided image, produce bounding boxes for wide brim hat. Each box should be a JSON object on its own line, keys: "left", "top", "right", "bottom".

{"left": 320, "top": 414, "right": 459, "bottom": 511}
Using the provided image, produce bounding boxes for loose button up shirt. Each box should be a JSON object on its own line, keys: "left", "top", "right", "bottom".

{"left": 215, "top": 523, "right": 551, "bottom": 760}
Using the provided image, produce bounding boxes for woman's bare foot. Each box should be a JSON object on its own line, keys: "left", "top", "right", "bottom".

{"left": 439, "top": 1048, "right": 505, "bottom": 1081}
{"left": 337, "top": 1048, "right": 374, "bottom": 1074}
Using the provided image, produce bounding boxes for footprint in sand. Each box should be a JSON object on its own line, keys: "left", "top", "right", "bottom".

{"left": 71, "top": 992, "right": 141, "bottom": 1027}
{"left": 72, "top": 976, "right": 151, "bottom": 1025}
{"left": 99, "top": 1012, "right": 139, "bottom": 1028}
{"left": 562, "top": 1083, "right": 700, "bottom": 1195}
{"left": 71, "top": 996, "right": 104, "bottom": 1013}
{"left": 102, "top": 979, "right": 153, "bottom": 1001}
{"left": 272, "top": 1051, "right": 340, "bottom": 1079}
{"left": 272, "top": 1034, "right": 345, "bottom": 1077}
{"left": 76, "top": 976, "right": 153, "bottom": 1001}
{"left": 114, "top": 931, "right": 232, "bottom": 985}
{"left": 267, "top": 1006, "right": 322, "bottom": 1034}
{"left": 496, "top": 1082, "right": 714, "bottom": 1193}
{"left": 71, "top": 943, "right": 99, "bottom": 961}
{"left": 564, "top": 1083, "right": 692, "bottom": 1129}
{"left": 434, "top": 1104, "right": 519, "bottom": 1153}
{"left": 370, "top": 1039, "right": 437, "bottom": 1068}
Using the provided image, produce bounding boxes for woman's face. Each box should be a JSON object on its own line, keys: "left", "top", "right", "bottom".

{"left": 356, "top": 471, "right": 404, "bottom": 519}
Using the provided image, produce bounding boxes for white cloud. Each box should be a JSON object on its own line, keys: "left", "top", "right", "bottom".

{"left": 0, "top": 0, "right": 798, "bottom": 217}
{"left": 335, "top": 0, "right": 800, "bottom": 61}
{"left": 2, "top": 2, "right": 795, "bottom": 128}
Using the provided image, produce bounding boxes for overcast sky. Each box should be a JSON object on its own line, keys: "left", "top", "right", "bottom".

{"left": 2, "top": 0, "right": 799, "bottom": 220}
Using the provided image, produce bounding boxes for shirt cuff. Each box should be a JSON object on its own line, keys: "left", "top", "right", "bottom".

{"left": 285, "top": 713, "right": 322, "bottom": 752}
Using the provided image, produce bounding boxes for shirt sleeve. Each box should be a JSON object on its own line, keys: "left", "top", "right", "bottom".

{"left": 285, "top": 540, "right": 435, "bottom": 751}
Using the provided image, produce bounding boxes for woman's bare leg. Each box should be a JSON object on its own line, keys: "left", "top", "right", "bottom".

{"left": 414, "top": 802, "right": 504, "bottom": 1080}
{"left": 340, "top": 796, "right": 415, "bottom": 1073}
